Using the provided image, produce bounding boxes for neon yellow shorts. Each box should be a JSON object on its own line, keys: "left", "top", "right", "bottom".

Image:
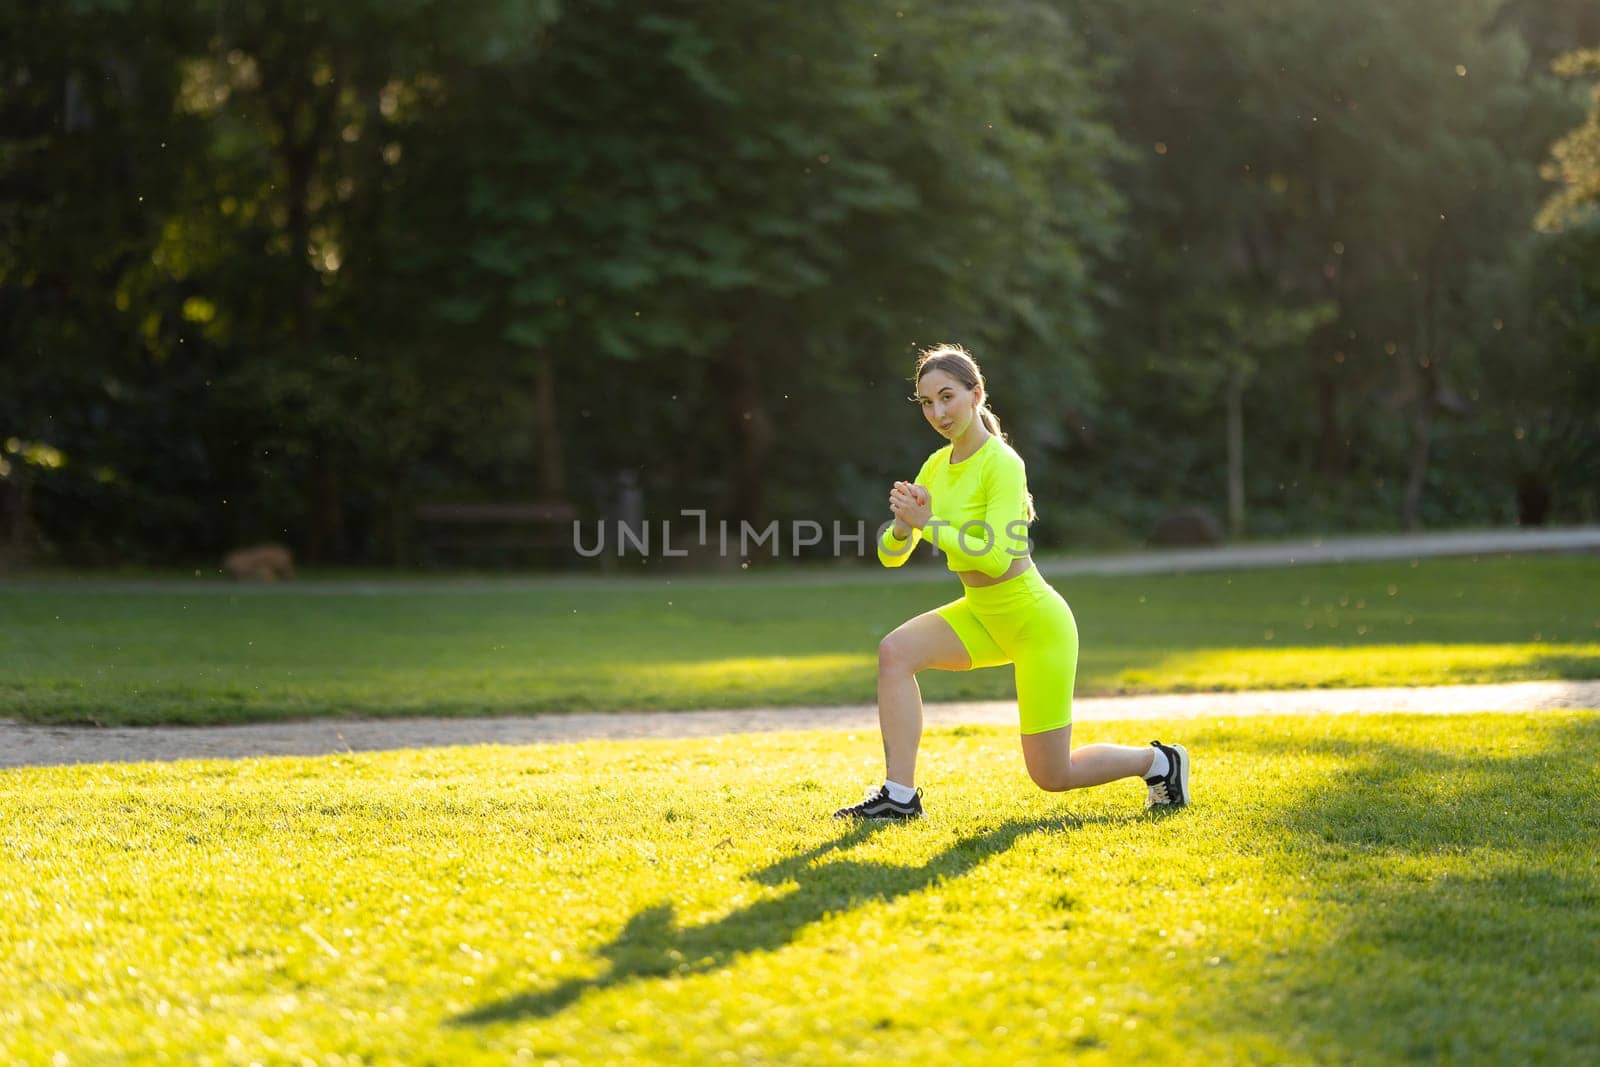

{"left": 934, "top": 565, "right": 1079, "bottom": 735}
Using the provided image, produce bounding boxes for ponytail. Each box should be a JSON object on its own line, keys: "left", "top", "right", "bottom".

{"left": 978, "top": 405, "right": 1003, "bottom": 441}
{"left": 978, "top": 405, "right": 1037, "bottom": 523}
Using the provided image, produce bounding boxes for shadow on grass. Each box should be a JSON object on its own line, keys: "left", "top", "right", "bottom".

{"left": 1196, "top": 715, "right": 1600, "bottom": 1061}
{"left": 454, "top": 811, "right": 1114, "bottom": 1027}
{"left": 1526, "top": 652, "right": 1600, "bottom": 681}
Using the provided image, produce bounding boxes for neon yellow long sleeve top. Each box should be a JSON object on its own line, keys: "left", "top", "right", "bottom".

{"left": 877, "top": 434, "right": 1034, "bottom": 578}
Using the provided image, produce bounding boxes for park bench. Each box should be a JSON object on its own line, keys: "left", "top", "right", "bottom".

{"left": 413, "top": 499, "right": 578, "bottom": 567}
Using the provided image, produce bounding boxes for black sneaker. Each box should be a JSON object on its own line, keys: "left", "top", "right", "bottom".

{"left": 1144, "top": 741, "right": 1190, "bottom": 809}
{"left": 832, "top": 785, "right": 923, "bottom": 820}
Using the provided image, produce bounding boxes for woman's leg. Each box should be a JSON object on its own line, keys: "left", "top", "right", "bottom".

{"left": 1009, "top": 583, "right": 1160, "bottom": 792}
{"left": 876, "top": 609, "right": 981, "bottom": 787}
{"left": 1019, "top": 726, "right": 1156, "bottom": 792}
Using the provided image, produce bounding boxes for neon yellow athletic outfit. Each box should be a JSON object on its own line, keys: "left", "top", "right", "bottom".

{"left": 877, "top": 434, "right": 1079, "bottom": 735}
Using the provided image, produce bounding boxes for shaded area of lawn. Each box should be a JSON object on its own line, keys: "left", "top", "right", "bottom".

{"left": 2, "top": 555, "right": 1596, "bottom": 725}
{"left": 1180, "top": 716, "right": 1600, "bottom": 1062}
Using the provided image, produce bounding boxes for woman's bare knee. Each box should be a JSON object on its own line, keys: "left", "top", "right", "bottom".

{"left": 878, "top": 633, "right": 913, "bottom": 675}
{"left": 1021, "top": 727, "right": 1076, "bottom": 791}
{"left": 1027, "top": 765, "right": 1076, "bottom": 792}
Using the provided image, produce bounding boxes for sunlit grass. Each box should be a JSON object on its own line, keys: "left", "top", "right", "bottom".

{"left": 625, "top": 654, "right": 872, "bottom": 697}
{"left": 3, "top": 712, "right": 1596, "bottom": 1064}
{"left": 1110, "top": 642, "right": 1600, "bottom": 691}
{"left": 1, "top": 555, "right": 1596, "bottom": 725}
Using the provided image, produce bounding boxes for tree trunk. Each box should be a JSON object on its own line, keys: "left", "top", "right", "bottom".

{"left": 288, "top": 116, "right": 341, "bottom": 563}
{"left": 1516, "top": 474, "right": 1552, "bottom": 526}
{"left": 1226, "top": 364, "right": 1245, "bottom": 539}
{"left": 717, "top": 346, "right": 775, "bottom": 527}
{"left": 1401, "top": 277, "right": 1439, "bottom": 531}
{"left": 535, "top": 352, "right": 566, "bottom": 500}
{"left": 1313, "top": 363, "right": 1346, "bottom": 479}
{"left": 305, "top": 455, "right": 346, "bottom": 562}
{"left": 273, "top": 65, "right": 332, "bottom": 351}
{"left": 270, "top": 54, "right": 344, "bottom": 562}
{"left": 0, "top": 471, "right": 35, "bottom": 567}
{"left": 389, "top": 466, "right": 410, "bottom": 567}
{"left": 1401, "top": 389, "right": 1433, "bottom": 532}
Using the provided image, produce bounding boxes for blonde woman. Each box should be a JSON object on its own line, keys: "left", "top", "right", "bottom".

{"left": 834, "top": 344, "right": 1190, "bottom": 819}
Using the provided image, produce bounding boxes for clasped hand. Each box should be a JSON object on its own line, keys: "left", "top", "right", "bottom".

{"left": 889, "top": 480, "right": 931, "bottom": 532}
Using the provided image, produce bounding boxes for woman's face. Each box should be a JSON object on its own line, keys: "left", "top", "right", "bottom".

{"left": 916, "top": 368, "right": 981, "bottom": 440}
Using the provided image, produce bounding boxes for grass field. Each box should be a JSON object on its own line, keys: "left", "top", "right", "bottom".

{"left": 2, "top": 556, "right": 1597, "bottom": 725}
{"left": 4, "top": 711, "right": 1597, "bottom": 1064}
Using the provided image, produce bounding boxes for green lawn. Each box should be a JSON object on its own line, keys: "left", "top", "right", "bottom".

{"left": 1, "top": 555, "right": 1596, "bottom": 725}
{"left": 4, "top": 712, "right": 1597, "bottom": 1064}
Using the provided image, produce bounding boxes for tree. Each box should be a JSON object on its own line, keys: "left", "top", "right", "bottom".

{"left": 1064, "top": 0, "right": 1580, "bottom": 533}
{"left": 409, "top": 0, "right": 1122, "bottom": 537}
{"left": 0, "top": 0, "right": 212, "bottom": 561}
{"left": 1538, "top": 49, "right": 1600, "bottom": 231}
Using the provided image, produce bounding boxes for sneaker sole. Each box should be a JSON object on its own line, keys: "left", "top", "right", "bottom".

{"left": 834, "top": 809, "right": 922, "bottom": 821}
{"left": 1171, "top": 743, "right": 1191, "bottom": 806}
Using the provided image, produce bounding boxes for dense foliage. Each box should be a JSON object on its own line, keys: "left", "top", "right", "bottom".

{"left": 3, "top": 0, "right": 1597, "bottom": 566}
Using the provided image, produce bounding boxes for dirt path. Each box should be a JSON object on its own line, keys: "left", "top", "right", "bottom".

{"left": 4, "top": 681, "right": 1596, "bottom": 770}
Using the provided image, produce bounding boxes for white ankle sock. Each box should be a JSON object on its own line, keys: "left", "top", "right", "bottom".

{"left": 1145, "top": 747, "right": 1170, "bottom": 781}
{"left": 883, "top": 780, "right": 917, "bottom": 803}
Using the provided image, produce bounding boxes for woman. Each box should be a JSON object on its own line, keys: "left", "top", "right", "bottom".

{"left": 833, "top": 344, "right": 1190, "bottom": 820}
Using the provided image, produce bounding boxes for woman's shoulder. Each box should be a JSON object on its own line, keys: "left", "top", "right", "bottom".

{"left": 986, "top": 435, "right": 1027, "bottom": 472}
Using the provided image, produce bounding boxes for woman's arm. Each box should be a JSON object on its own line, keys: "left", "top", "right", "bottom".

{"left": 878, "top": 458, "right": 935, "bottom": 568}
{"left": 877, "top": 518, "right": 921, "bottom": 568}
